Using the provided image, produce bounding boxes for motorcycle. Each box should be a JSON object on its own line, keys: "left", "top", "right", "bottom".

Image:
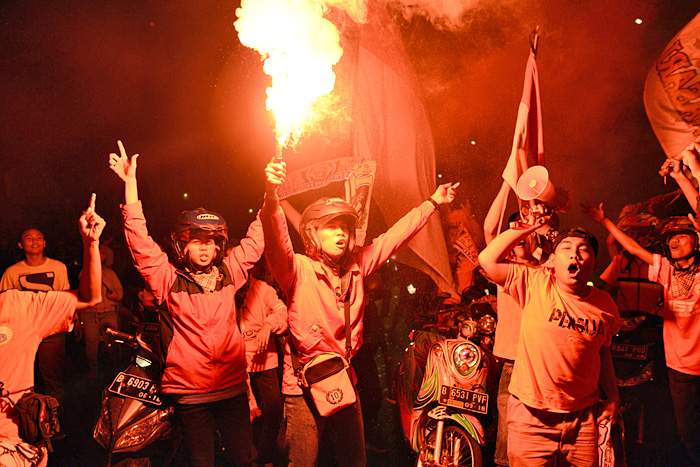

{"left": 93, "top": 325, "right": 183, "bottom": 467}
{"left": 396, "top": 296, "right": 497, "bottom": 467}
{"left": 609, "top": 276, "right": 664, "bottom": 445}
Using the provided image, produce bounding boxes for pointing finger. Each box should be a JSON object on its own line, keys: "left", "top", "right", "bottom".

{"left": 118, "top": 140, "right": 127, "bottom": 158}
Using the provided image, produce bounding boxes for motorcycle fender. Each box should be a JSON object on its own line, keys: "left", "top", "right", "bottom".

{"left": 447, "top": 409, "right": 485, "bottom": 446}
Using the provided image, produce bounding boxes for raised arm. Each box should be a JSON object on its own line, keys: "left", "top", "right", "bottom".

{"left": 661, "top": 158, "right": 698, "bottom": 212}
{"left": 262, "top": 159, "right": 297, "bottom": 292}
{"left": 280, "top": 200, "right": 301, "bottom": 234}
{"left": 681, "top": 140, "right": 700, "bottom": 214}
{"left": 108, "top": 140, "right": 139, "bottom": 205}
{"left": 358, "top": 182, "right": 459, "bottom": 275}
{"left": 110, "top": 140, "right": 174, "bottom": 301}
{"left": 681, "top": 140, "right": 700, "bottom": 182}
{"left": 581, "top": 202, "right": 653, "bottom": 265}
{"left": 478, "top": 219, "right": 544, "bottom": 286}
{"left": 76, "top": 193, "right": 105, "bottom": 310}
{"left": 484, "top": 180, "right": 511, "bottom": 245}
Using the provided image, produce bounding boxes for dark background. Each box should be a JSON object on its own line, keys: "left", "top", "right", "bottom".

{"left": 2, "top": 2, "right": 698, "bottom": 465}
{"left": 1, "top": 0, "right": 698, "bottom": 269}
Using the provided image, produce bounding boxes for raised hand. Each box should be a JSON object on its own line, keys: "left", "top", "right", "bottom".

{"left": 581, "top": 201, "right": 606, "bottom": 224}
{"left": 265, "top": 159, "right": 287, "bottom": 186}
{"left": 265, "top": 158, "right": 287, "bottom": 199}
{"left": 659, "top": 158, "right": 683, "bottom": 179}
{"left": 688, "top": 213, "right": 700, "bottom": 232}
{"left": 79, "top": 193, "right": 106, "bottom": 242}
{"left": 431, "top": 182, "right": 460, "bottom": 205}
{"left": 108, "top": 140, "right": 139, "bottom": 183}
{"left": 681, "top": 140, "right": 700, "bottom": 174}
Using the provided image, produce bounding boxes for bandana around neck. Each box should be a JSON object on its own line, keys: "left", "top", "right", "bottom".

{"left": 187, "top": 265, "right": 219, "bottom": 294}
{"left": 670, "top": 262, "right": 699, "bottom": 298}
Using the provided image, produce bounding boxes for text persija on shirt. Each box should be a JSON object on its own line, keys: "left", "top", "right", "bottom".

{"left": 504, "top": 264, "right": 620, "bottom": 412}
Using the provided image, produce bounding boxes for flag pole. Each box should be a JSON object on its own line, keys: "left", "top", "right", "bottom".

{"left": 529, "top": 26, "right": 540, "bottom": 56}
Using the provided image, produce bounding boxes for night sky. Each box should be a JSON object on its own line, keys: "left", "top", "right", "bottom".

{"left": 1, "top": 0, "right": 698, "bottom": 269}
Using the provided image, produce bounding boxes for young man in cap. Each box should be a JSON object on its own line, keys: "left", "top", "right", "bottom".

{"left": 479, "top": 219, "right": 620, "bottom": 467}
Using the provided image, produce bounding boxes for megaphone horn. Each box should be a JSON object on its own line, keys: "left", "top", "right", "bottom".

{"left": 516, "top": 165, "right": 573, "bottom": 213}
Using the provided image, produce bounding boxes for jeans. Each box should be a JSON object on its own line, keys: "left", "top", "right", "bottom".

{"left": 176, "top": 393, "right": 254, "bottom": 467}
{"left": 250, "top": 369, "right": 283, "bottom": 465}
{"left": 79, "top": 309, "right": 120, "bottom": 377}
{"left": 35, "top": 333, "right": 66, "bottom": 406}
{"left": 507, "top": 396, "right": 598, "bottom": 467}
{"left": 284, "top": 391, "right": 365, "bottom": 467}
{"left": 495, "top": 360, "right": 514, "bottom": 466}
{"left": 353, "top": 344, "right": 383, "bottom": 447}
{"left": 668, "top": 368, "right": 700, "bottom": 465}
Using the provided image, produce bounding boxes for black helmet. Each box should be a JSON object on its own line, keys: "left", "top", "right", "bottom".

{"left": 658, "top": 216, "right": 698, "bottom": 259}
{"left": 171, "top": 208, "right": 228, "bottom": 267}
{"left": 300, "top": 197, "right": 358, "bottom": 260}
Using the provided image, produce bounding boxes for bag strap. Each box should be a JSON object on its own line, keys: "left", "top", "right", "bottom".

{"left": 290, "top": 339, "right": 302, "bottom": 375}
{"left": 0, "top": 382, "right": 16, "bottom": 409}
{"left": 340, "top": 268, "right": 353, "bottom": 361}
{"left": 344, "top": 300, "right": 352, "bottom": 361}
{"left": 291, "top": 269, "right": 354, "bottom": 374}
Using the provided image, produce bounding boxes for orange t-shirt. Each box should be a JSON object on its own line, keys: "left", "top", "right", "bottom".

{"left": 504, "top": 264, "right": 620, "bottom": 412}
{"left": 493, "top": 285, "right": 521, "bottom": 361}
{"left": 0, "top": 290, "right": 77, "bottom": 441}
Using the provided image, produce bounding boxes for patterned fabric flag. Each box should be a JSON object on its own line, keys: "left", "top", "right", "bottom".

{"left": 277, "top": 0, "right": 458, "bottom": 298}
{"left": 350, "top": 0, "right": 458, "bottom": 298}
{"left": 644, "top": 12, "right": 700, "bottom": 159}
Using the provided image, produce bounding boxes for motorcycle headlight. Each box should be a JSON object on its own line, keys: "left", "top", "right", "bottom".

{"left": 452, "top": 342, "right": 481, "bottom": 377}
{"left": 477, "top": 314, "right": 497, "bottom": 336}
{"left": 113, "top": 407, "right": 174, "bottom": 451}
{"left": 135, "top": 355, "right": 152, "bottom": 368}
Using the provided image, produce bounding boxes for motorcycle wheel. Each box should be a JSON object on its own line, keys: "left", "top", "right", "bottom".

{"left": 416, "top": 424, "right": 482, "bottom": 467}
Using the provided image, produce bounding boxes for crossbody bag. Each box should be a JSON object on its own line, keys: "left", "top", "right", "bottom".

{"left": 291, "top": 280, "right": 356, "bottom": 417}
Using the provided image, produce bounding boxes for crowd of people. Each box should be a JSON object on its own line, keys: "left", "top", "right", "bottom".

{"left": 1, "top": 136, "right": 700, "bottom": 467}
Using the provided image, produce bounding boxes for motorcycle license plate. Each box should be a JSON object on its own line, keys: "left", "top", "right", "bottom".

{"left": 438, "top": 385, "right": 488, "bottom": 415}
{"left": 610, "top": 343, "right": 649, "bottom": 360}
{"left": 108, "top": 372, "right": 163, "bottom": 406}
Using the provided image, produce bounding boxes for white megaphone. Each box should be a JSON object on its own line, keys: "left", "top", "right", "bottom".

{"left": 516, "top": 165, "right": 573, "bottom": 212}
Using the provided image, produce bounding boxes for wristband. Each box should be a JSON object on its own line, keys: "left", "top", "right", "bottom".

{"left": 427, "top": 197, "right": 439, "bottom": 210}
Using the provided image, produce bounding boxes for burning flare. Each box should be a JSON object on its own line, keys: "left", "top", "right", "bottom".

{"left": 235, "top": 0, "right": 344, "bottom": 147}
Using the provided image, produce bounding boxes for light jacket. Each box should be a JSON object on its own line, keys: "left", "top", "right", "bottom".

{"left": 122, "top": 201, "right": 264, "bottom": 394}
{"left": 262, "top": 196, "right": 436, "bottom": 395}
{"left": 239, "top": 277, "right": 288, "bottom": 372}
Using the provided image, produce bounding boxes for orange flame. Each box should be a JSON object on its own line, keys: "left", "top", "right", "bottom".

{"left": 235, "top": 0, "right": 344, "bottom": 147}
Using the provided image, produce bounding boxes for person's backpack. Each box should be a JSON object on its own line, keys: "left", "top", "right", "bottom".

{"left": 12, "top": 391, "right": 60, "bottom": 451}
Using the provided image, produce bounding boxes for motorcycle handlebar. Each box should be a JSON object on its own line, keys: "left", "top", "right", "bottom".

{"left": 105, "top": 328, "right": 136, "bottom": 343}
